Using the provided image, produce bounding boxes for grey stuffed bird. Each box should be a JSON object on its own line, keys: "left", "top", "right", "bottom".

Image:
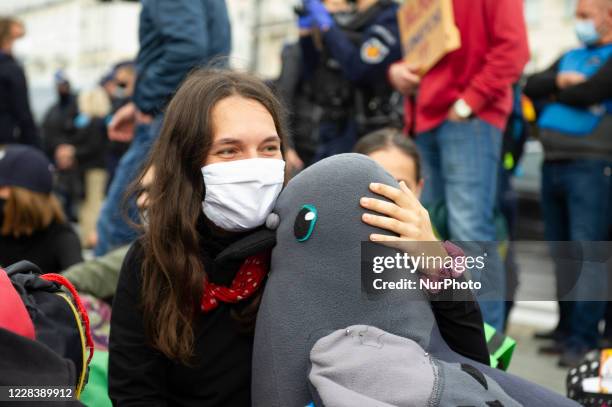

{"left": 252, "top": 153, "right": 579, "bottom": 407}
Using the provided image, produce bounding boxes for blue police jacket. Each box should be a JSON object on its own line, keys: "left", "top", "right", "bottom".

{"left": 321, "top": 2, "right": 401, "bottom": 85}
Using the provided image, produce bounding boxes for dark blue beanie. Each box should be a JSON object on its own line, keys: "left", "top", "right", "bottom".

{"left": 0, "top": 145, "right": 54, "bottom": 194}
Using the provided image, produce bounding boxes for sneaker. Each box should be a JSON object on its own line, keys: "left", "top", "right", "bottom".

{"left": 534, "top": 329, "right": 567, "bottom": 342}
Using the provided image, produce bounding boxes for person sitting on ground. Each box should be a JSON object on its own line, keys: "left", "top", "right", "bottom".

{"left": 354, "top": 128, "right": 509, "bottom": 244}
{"left": 354, "top": 127, "right": 512, "bottom": 368}
{"left": 108, "top": 69, "right": 433, "bottom": 406}
{"left": 0, "top": 144, "right": 82, "bottom": 273}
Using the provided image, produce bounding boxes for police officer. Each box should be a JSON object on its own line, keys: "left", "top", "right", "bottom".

{"left": 299, "top": 0, "right": 402, "bottom": 162}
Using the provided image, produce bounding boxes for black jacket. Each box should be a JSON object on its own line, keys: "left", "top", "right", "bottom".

{"left": 109, "top": 223, "right": 489, "bottom": 406}
{"left": 0, "top": 222, "right": 83, "bottom": 274}
{"left": 69, "top": 116, "right": 109, "bottom": 171}
{"left": 42, "top": 96, "right": 109, "bottom": 171}
{"left": 524, "top": 55, "right": 612, "bottom": 108}
{"left": 524, "top": 49, "right": 612, "bottom": 161}
{"left": 0, "top": 328, "right": 84, "bottom": 407}
{"left": 274, "top": 43, "right": 317, "bottom": 164}
{"left": 41, "top": 94, "right": 79, "bottom": 161}
{"left": 0, "top": 52, "right": 39, "bottom": 147}
{"left": 108, "top": 225, "right": 266, "bottom": 407}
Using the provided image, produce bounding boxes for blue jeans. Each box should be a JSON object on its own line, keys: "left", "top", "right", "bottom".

{"left": 95, "top": 119, "right": 160, "bottom": 256}
{"left": 541, "top": 159, "right": 612, "bottom": 350}
{"left": 498, "top": 164, "right": 520, "bottom": 326}
{"left": 416, "top": 119, "right": 505, "bottom": 330}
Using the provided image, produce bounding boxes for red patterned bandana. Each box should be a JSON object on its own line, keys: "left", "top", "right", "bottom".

{"left": 201, "top": 251, "right": 270, "bottom": 312}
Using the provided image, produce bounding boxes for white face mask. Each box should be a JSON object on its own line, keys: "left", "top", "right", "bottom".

{"left": 201, "top": 158, "right": 285, "bottom": 232}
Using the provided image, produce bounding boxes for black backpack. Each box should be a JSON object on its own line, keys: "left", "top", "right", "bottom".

{"left": 2, "top": 260, "right": 93, "bottom": 399}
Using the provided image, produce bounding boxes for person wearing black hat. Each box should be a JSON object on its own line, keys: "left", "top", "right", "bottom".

{"left": 0, "top": 144, "right": 82, "bottom": 273}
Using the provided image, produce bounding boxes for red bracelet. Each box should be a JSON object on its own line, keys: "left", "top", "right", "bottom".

{"left": 420, "top": 241, "right": 465, "bottom": 294}
{"left": 439, "top": 241, "right": 465, "bottom": 279}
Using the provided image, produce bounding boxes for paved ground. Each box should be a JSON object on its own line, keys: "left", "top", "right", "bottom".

{"left": 506, "top": 322, "right": 568, "bottom": 395}
{"left": 505, "top": 241, "right": 569, "bottom": 395}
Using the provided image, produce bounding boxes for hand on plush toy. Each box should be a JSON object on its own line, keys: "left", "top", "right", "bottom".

{"left": 360, "top": 181, "right": 449, "bottom": 277}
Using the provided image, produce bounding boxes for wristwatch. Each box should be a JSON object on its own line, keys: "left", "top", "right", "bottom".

{"left": 453, "top": 99, "right": 473, "bottom": 119}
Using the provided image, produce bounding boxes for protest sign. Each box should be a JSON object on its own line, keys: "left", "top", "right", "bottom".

{"left": 397, "top": 0, "right": 461, "bottom": 75}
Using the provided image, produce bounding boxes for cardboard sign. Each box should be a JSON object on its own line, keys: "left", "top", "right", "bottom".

{"left": 397, "top": 0, "right": 461, "bottom": 75}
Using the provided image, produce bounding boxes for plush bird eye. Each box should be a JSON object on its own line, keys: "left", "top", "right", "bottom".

{"left": 294, "top": 204, "right": 318, "bottom": 242}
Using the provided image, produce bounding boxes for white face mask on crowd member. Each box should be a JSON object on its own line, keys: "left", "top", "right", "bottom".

{"left": 575, "top": 18, "right": 601, "bottom": 45}
{"left": 574, "top": 0, "right": 612, "bottom": 46}
{"left": 201, "top": 158, "right": 285, "bottom": 232}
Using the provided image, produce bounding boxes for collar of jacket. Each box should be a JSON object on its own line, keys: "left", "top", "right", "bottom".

{"left": 197, "top": 216, "right": 276, "bottom": 286}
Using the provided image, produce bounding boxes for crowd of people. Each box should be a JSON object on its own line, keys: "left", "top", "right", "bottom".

{"left": 0, "top": 0, "right": 611, "bottom": 405}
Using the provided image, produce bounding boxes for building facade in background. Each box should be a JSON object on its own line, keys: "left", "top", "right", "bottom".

{"left": 0, "top": 0, "right": 580, "bottom": 120}
{"left": 524, "top": 0, "right": 578, "bottom": 73}
{"left": 0, "top": 0, "right": 295, "bottom": 119}
{"left": 0, "top": 0, "right": 140, "bottom": 119}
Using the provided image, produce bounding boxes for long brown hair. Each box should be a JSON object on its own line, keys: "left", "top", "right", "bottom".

{"left": 1, "top": 186, "right": 66, "bottom": 238}
{"left": 136, "top": 69, "right": 289, "bottom": 363}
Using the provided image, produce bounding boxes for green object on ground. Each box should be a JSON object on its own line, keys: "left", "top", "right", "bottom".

{"left": 485, "top": 323, "right": 516, "bottom": 370}
{"left": 80, "top": 350, "right": 112, "bottom": 407}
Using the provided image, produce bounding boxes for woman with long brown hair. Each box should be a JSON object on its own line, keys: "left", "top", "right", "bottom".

{"left": 108, "top": 69, "right": 446, "bottom": 406}
{"left": 0, "top": 144, "right": 82, "bottom": 272}
{"left": 109, "top": 69, "right": 288, "bottom": 407}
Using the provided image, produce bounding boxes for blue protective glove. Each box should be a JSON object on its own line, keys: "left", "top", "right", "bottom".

{"left": 304, "top": 0, "right": 334, "bottom": 30}
{"left": 298, "top": 14, "right": 314, "bottom": 30}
